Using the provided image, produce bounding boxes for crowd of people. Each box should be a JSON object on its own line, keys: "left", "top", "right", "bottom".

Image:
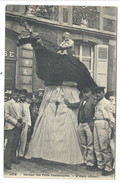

{"left": 4, "top": 86, "right": 116, "bottom": 176}
{"left": 4, "top": 88, "right": 44, "bottom": 169}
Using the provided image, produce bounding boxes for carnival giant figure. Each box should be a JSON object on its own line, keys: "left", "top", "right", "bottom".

{"left": 17, "top": 21, "right": 97, "bottom": 165}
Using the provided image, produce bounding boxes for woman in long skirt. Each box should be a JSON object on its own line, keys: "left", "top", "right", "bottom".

{"left": 26, "top": 83, "right": 84, "bottom": 165}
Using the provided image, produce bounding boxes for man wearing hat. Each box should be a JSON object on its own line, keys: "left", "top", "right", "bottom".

{"left": 18, "top": 89, "right": 32, "bottom": 158}
{"left": 64, "top": 88, "right": 97, "bottom": 170}
{"left": 4, "top": 89, "right": 25, "bottom": 170}
{"left": 93, "top": 87, "right": 114, "bottom": 176}
{"left": 77, "top": 88, "right": 96, "bottom": 170}
{"left": 4, "top": 90, "right": 11, "bottom": 102}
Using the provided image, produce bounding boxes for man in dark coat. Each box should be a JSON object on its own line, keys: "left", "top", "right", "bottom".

{"left": 64, "top": 88, "right": 97, "bottom": 170}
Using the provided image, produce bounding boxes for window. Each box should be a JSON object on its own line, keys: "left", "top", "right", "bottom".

{"left": 63, "top": 8, "right": 68, "bottom": 23}
{"left": 73, "top": 6, "right": 99, "bottom": 29}
{"left": 74, "top": 43, "right": 94, "bottom": 76}
{"left": 103, "top": 18, "right": 116, "bottom": 32}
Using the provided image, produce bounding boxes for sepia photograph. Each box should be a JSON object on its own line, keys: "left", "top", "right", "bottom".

{"left": 2, "top": 1, "right": 118, "bottom": 181}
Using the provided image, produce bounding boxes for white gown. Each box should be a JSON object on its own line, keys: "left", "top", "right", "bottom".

{"left": 26, "top": 85, "right": 84, "bottom": 165}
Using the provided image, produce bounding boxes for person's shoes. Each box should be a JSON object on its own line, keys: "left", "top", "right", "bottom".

{"left": 18, "top": 156, "right": 26, "bottom": 161}
{"left": 101, "top": 170, "right": 114, "bottom": 176}
{"left": 86, "top": 165, "right": 96, "bottom": 170}
{"left": 11, "top": 159, "right": 20, "bottom": 164}
{"left": 94, "top": 167, "right": 104, "bottom": 171}
{"left": 80, "top": 163, "right": 86, "bottom": 166}
{"left": 4, "top": 163, "right": 12, "bottom": 170}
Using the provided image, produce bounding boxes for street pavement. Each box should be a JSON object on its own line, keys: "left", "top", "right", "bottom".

{"left": 4, "top": 158, "right": 115, "bottom": 180}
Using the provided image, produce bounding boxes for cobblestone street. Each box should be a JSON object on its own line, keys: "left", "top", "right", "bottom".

{"left": 4, "top": 158, "right": 114, "bottom": 180}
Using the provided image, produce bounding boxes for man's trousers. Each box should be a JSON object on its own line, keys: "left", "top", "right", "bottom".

{"left": 4, "top": 127, "right": 22, "bottom": 165}
{"left": 94, "top": 120, "right": 113, "bottom": 171}
{"left": 78, "top": 123, "right": 94, "bottom": 166}
{"left": 19, "top": 123, "right": 29, "bottom": 157}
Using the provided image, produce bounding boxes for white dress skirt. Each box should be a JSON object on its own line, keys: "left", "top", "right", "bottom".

{"left": 26, "top": 85, "right": 84, "bottom": 165}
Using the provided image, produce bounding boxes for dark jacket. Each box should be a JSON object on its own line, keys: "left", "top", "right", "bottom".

{"left": 78, "top": 96, "right": 95, "bottom": 124}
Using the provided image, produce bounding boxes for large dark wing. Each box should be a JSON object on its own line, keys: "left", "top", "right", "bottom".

{"left": 34, "top": 47, "right": 98, "bottom": 91}
{"left": 17, "top": 33, "right": 97, "bottom": 91}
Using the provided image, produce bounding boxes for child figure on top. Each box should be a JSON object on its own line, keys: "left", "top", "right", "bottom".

{"left": 57, "top": 32, "right": 74, "bottom": 55}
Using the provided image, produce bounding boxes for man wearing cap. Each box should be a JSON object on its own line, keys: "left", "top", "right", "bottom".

{"left": 4, "top": 90, "right": 11, "bottom": 102}
{"left": 57, "top": 32, "right": 74, "bottom": 55}
{"left": 18, "top": 89, "right": 32, "bottom": 158}
{"left": 77, "top": 88, "right": 96, "bottom": 170}
{"left": 93, "top": 87, "right": 114, "bottom": 176}
{"left": 64, "top": 88, "right": 96, "bottom": 170}
{"left": 4, "top": 89, "right": 25, "bottom": 170}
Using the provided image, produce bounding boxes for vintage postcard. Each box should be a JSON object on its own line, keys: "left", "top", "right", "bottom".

{"left": 2, "top": 1, "right": 119, "bottom": 181}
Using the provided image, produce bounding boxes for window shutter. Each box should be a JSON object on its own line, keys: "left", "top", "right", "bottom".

{"left": 94, "top": 45, "right": 108, "bottom": 89}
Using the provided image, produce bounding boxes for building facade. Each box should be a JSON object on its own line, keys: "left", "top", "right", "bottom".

{"left": 5, "top": 5, "right": 117, "bottom": 93}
